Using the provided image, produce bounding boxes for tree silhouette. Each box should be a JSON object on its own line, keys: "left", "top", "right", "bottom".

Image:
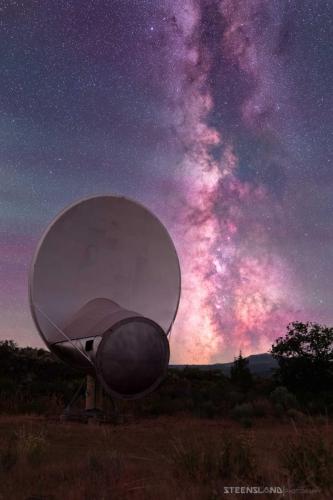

{"left": 230, "top": 351, "right": 253, "bottom": 392}
{"left": 271, "top": 322, "right": 333, "bottom": 393}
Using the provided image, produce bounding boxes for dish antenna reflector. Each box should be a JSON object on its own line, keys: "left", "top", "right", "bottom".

{"left": 29, "top": 195, "right": 181, "bottom": 400}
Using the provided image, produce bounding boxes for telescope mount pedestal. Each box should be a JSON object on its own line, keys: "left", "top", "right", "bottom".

{"left": 60, "top": 375, "right": 117, "bottom": 424}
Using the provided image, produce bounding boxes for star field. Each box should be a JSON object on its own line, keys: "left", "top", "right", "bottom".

{"left": 0, "top": 0, "right": 332, "bottom": 363}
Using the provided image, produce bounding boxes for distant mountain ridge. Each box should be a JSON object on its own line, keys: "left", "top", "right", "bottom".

{"left": 171, "top": 353, "right": 278, "bottom": 377}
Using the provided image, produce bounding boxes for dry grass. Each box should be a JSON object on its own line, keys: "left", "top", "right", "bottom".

{"left": 0, "top": 414, "right": 331, "bottom": 499}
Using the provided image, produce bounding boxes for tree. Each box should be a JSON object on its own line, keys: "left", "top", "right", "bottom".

{"left": 230, "top": 351, "right": 253, "bottom": 392}
{"left": 0, "top": 340, "right": 18, "bottom": 375}
{"left": 271, "top": 322, "right": 333, "bottom": 393}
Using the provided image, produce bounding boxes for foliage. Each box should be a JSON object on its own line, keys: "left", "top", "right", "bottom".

{"left": 0, "top": 340, "right": 83, "bottom": 413}
{"left": 252, "top": 399, "right": 272, "bottom": 417}
{"left": 286, "top": 408, "right": 305, "bottom": 423}
{"left": 270, "top": 386, "right": 298, "bottom": 411}
{"left": 231, "top": 403, "right": 254, "bottom": 420}
{"left": 271, "top": 322, "right": 333, "bottom": 394}
{"left": 230, "top": 351, "right": 253, "bottom": 392}
{"left": 0, "top": 335, "right": 332, "bottom": 419}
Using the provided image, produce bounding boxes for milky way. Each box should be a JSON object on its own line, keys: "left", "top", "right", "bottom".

{"left": 0, "top": 1, "right": 332, "bottom": 362}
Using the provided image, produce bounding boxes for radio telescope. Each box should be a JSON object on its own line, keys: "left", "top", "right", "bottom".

{"left": 29, "top": 195, "right": 181, "bottom": 411}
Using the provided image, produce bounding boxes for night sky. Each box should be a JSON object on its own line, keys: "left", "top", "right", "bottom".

{"left": 1, "top": 0, "right": 332, "bottom": 363}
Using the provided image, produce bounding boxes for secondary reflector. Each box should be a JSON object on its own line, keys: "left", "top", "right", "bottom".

{"left": 29, "top": 195, "right": 181, "bottom": 399}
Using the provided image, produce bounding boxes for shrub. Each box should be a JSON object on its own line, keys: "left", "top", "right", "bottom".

{"left": 227, "top": 391, "right": 244, "bottom": 405}
{"left": 240, "top": 417, "right": 253, "bottom": 428}
{"left": 274, "top": 403, "right": 284, "bottom": 418}
{"left": 198, "top": 401, "right": 219, "bottom": 419}
{"left": 270, "top": 386, "right": 298, "bottom": 410}
{"left": 231, "top": 403, "right": 254, "bottom": 420}
{"left": 305, "top": 391, "right": 333, "bottom": 415}
{"left": 286, "top": 408, "right": 306, "bottom": 423}
{"left": 252, "top": 399, "right": 271, "bottom": 417}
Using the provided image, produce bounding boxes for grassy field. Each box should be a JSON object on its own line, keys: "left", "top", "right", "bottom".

{"left": 0, "top": 414, "right": 332, "bottom": 500}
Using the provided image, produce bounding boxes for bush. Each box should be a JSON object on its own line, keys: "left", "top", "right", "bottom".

{"left": 198, "top": 401, "right": 219, "bottom": 419}
{"left": 286, "top": 408, "right": 306, "bottom": 423}
{"left": 252, "top": 399, "right": 271, "bottom": 417}
{"left": 231, "top": 403, "right": 254, "bottom": 420}
{"left": 305, "top": 391, "right": 333, "bottom": 415}
{"left": 240, "top": 417, "right": 253, "bottom": 428}
{"left": 270, "top": 386, "right": 298, "bottom": 410}
{"left": 227, "top": 391, "right": 244, "bottom": 405}
{"left": 274, "top": 403, "right": 284, "bottom": 418}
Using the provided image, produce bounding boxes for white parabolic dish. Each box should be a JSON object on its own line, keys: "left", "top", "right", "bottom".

{"left": 29, "top": 195, "right": 181, "bottom": 398}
